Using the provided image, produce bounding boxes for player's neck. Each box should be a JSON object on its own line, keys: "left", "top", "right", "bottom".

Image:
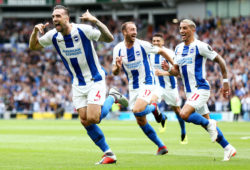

{"left": 125, "top": 40, "right": 134, "bottom": 49}
{"left": 184, "top": 36, "right": 195, "bottom": 46}
{"left": 61, "top": 23, "right": 72, "bottom": 36}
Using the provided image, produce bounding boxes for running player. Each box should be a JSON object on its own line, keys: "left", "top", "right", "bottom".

{"left": 29, "top": 5, "right": 128, "bottom": 164}
{"left": 149, "top": 33, "right": 187, "bottom": 144}
{"left": 112, "top": 22, "right": 174, "bottom": 155}
{"left": 162, "top": 19, "right": 236, "bottom": 161}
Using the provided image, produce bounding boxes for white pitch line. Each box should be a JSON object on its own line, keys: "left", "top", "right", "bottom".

{"left": 241, "top": 136, "right": 250, "bottom": 140}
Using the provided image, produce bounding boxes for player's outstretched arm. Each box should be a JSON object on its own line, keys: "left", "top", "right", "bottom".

{"left": 29, "top": 22, "right": 49, "bottom": 50}
{"left": 155, "top": 69, "right": 170, "bottom": 76}
{"left": 213, "top": 55, "right": 230, "bottom": 98}
{"left": 158, "top": 48, "right": 174, "bottom": 66}
{"left": 80, "top": 10, "right": 114, "bottom": 43}
{"left": 112, "top": 56, "right": 122, "bottom": 75}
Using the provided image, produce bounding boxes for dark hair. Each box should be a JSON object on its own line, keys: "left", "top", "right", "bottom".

{"left": 153, "top": 33, "right": 164, "bottom": 39}
{"left": 121, "top": 21, "right": 135, "bottom": 32}
{"left": 54, "top": 5, "right": 69, "bottom": 16}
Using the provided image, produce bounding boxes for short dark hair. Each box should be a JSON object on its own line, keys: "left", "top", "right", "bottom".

{"left": 153, "top": 33, "right": 164, "bottom": 39}
{"left": 54, "top": 5, "right": 69, "bottom": 16}
{"left": 121, "top": 21, "right": 135, "bottom": 32}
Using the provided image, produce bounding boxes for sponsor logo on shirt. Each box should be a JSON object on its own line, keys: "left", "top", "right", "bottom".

{"left": 74, "top": 35, "right": 79, "bottom": 42}
{"left": 177, "top": 57, "right": 192, "bottom": 65}
{"left": 62, "top": 48, "right": 82, "bottom": 56}
{"left": 125, "top": 61, "right": 142, "bottom": 69}
{"left": 190, "top": 48, "right": 194, "bottom": 54}
{"left": 136, "top": 51, "right": 140, "bottom": 56}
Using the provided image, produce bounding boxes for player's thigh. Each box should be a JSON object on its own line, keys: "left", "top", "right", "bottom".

{"left": 133, "top": 98, "right": 149, "bottom": 113}
{"left": 180, "top": 104, "right": 195, "bottom": 120}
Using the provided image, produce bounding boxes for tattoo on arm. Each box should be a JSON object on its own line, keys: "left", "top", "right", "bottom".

{"left": 95, "top": 20, "right": 114, "bottom": 42}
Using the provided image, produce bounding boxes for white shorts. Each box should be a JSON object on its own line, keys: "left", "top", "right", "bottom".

{"left": 186, "top": 89, "right": 210, "bottom": 115}
{"left": 155, "top": 86, "right": 181, "bottom": 107}
{"left": 72, "top": 80, "right": 107, "bottom": 109}
{"left": 129, "top": 85, "right": 157, "bottom": 109}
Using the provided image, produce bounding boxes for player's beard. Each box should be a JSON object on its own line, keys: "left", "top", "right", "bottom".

{"left": 55, "top": 25, "right": 63, "bottom": 32}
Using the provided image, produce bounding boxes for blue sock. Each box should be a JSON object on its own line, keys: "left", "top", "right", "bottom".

{"left": 85, "top": 124, "right": 109, "bottom": 152}
{"left": 134, "top": 105, "right": 155, "bottom": 117}
{"left": 140, "top": 122, "right": 164, "bottom": 148}
{"left": 100, "top": 96, "right": 115, "bottom": 122}
{"left": 216, "top": 127, "right": 229, "bottom": 148}
{"left": 176, "top": 114, "right": 186, "bottom": 135}
{"left": 186, "top": 112, "right": 209, "bottom": 126}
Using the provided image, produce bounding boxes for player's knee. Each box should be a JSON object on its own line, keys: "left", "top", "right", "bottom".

{"left": 87, "top": 116, "right": 99, "bottom": 124}
{"left": 132, "top": 107, "right": 144, "bottom": 114}
{"left": 180, "top": 111, "right": 188, "bottom": 121}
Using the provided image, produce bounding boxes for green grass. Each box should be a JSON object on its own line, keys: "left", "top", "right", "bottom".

{"left": 0, "top": 119, "right": 250, "bottom": 170}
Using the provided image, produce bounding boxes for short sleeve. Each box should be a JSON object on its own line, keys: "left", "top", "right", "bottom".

{"left": 78, "top": 24, "right": 101, "bottom": 41}
{"left": 38, "top": 30, "right": 54, "bottom": 47}
{"left": 173, "top": 46, "right": 178, "bottom": 64}
{"left": 138, "top": 39, "right": 159, "bottom": 54}
{"left": 199, "top": 42, "right": 218, "bottom": 60}
{"left": 112, "top": 44, "right": 120, "bottom": 65}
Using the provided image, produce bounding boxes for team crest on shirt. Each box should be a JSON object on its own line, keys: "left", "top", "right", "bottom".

{"left": 136, "top": 51, "right": 140, "bottom": 56}
{"left": 74, "top": 35, "right": 79, "bottom": 42}
{"left": 207, "top": 45, "right": 213, "bottom": 51}
{"left": 190, "top": 48, "right": 194, "bottom": 54}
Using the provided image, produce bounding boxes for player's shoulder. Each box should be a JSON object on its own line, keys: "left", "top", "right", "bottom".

{"left": 113, "top": 41, "right": 124, "bottom": 50}
{"left": 44, "top": 28, "right": 57, "bottom": 38}
{"left": 162, "top": 47, "right": 174, "bottom": 58}
{"left": 175, "top": 42, "right": 184, "bottom": 51}
{"left": 195, "top": 39, "right": 212, "bottom": 51}
{"left": 136, "top": 38, "right": 150, "bottom": 45}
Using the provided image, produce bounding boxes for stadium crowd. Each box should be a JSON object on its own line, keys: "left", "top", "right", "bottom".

{"left": 0, "top": 16, "right": 249, "bottom": 118}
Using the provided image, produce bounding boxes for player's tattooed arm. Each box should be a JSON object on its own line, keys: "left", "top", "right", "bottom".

{"left": 80, "top": 10, "right": 114, "bottom": 42}
{"left": 29, "top": 22, "right": 49, "bottom": 50}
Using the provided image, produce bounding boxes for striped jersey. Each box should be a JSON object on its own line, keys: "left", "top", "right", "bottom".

{"left": 39, "top": 23, "right": 105, "bottom": 86}
{"left": 149, "top": 47, "right": 177, "bottom": 89}
{"left": 113, "top": 39, "right": 159, "bottom": 90}
{"left": 174, "top": 39, "right": 217, "bottom": 93}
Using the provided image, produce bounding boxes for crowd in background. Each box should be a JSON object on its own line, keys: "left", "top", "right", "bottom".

{"left": 0, "top": 16, "right": 249, "bottom": 119}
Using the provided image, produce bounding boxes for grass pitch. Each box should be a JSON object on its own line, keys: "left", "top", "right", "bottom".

{"left": 0, "top": 119, "right": 250, "bottom": 170}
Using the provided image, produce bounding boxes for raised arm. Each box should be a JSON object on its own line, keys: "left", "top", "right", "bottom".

{"left": 112, "top": 56, "right": 123, "bottom": 75}
{"left": 213, "top": 55, "right": 230, "bottom": 98}
{"left": 158, "top": 48, "right": 174, "bottom": 66}
{"left": 29, "top": 22, "right": 49, "bottom": 50}
{"left": 80, "top": 10, "right": 114, "bottom": 43}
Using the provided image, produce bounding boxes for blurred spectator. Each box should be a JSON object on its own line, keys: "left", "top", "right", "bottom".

{"left": 230, "top": 93, "right": 241, "bottom": 121}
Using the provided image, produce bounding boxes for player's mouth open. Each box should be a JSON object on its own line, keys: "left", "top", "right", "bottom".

{"left": 55, "top": 23, "right": 61, "bottom": 28}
